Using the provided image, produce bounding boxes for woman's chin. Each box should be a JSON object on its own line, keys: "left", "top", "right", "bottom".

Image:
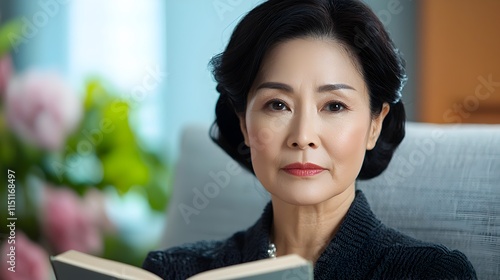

{"left": 269, "top": 183, "right": 347, "bottom": 206}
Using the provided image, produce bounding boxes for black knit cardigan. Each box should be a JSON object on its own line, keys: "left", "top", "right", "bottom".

{"left": 143, "top": 190, "right": 477, "bottom": 279}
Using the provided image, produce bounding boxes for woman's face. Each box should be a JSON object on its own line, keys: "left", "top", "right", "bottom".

{"left": 239, "top": 38, "right": 389, "bottom": 206}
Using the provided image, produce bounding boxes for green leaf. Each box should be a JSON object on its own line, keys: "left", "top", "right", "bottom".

{"left": 0, "top": 19, "right": 23, "bottom": 56}
{"left": 100, "top": 148, "right": 149, "bottom": 194}
{"left": 83, "top": 80, "right": 112, "bottom": 111}
{"left": 142, "top": 152, "right": 171, "bottom": 212}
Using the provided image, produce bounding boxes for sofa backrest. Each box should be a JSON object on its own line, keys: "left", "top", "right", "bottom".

{"left": 160, "top": 122, "right": 500, "bottom": 279}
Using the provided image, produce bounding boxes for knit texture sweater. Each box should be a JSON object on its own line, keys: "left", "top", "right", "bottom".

{"left": 143, "top": 190, "right": 477, "bottom": 279}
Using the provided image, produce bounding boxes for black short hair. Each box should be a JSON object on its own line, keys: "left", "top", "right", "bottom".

{"left": 209, "top": 0, "right": 406, "bottom": 180}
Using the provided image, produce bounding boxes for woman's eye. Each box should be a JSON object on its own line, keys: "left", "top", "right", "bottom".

{"left": 324, "top": 102, "right": 346, "bottom": 112}
{"left": 267, "top": 100, "right": 288, "bottom": 111}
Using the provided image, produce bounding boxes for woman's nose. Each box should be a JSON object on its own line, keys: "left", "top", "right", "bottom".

{"left": 286, "top": 109, "right": 320, "bottom": 149}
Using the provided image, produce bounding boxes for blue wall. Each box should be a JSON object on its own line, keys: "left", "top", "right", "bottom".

{"left": 164, "top": 0, "right": 264, "bottom": 160}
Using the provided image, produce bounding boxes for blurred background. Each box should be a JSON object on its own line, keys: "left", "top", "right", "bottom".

{"left": 0, "top": 0, "right": 499, "bottom": 279}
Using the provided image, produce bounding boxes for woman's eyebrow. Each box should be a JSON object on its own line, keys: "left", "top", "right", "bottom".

{"left": 255, "top": 82, "right": 293, "bottom": 92}
{"left": 318, "top": 83, "right": 356, "bottom": 92}
{"left": 255, "top": 82, "right": 356, "bottom": 93}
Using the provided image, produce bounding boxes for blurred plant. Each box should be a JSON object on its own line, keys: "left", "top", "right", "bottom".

{"left": 0, "top": 19, "right": 171, "bottom": 279}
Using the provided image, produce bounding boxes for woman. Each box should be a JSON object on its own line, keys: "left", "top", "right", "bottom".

{"left": 143, "top": 0, "right": 477, "bottom": 279}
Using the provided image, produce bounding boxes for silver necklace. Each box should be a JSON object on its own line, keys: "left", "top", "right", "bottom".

{"left": 267, "top": 242, "right": 277, "bottom": 258}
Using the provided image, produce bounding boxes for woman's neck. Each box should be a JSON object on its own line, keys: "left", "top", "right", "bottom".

{"left": 270, "top": 187, "right": 355, "bottom": 263}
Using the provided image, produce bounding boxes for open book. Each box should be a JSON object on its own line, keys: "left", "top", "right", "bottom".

{"left": 51, "top": 250, "right": 162, "bottom": 280}
{"left": 187, "top": 254, "right": 312, "bottom": 280}
{"left": 51, "top": 250, "right": 313, "bottom": 280}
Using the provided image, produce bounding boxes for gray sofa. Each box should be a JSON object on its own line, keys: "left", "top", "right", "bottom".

{"left": 160, "top": 122, "right": 500, "bottom": 279}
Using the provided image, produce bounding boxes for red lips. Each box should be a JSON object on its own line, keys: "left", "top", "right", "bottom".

{"left": 282, "top": 162, "right": 326, "bottom": 177}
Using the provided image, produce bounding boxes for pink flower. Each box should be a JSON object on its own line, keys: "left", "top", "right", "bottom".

{"left": 0, "top": 231, "right": 52, "bottom": 280}
{"left": 41, "top": 185, "right": 102, "bottom": 255}
{"left": 5, "top": 70, "right": 82, "bottom": 151}
{"left": 0, "top": 54, "right": 13, "bottom": 99}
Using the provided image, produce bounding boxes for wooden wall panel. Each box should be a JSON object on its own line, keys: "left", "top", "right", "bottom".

{"left": 419, "top": 0, "right": 500, "bottom": 124}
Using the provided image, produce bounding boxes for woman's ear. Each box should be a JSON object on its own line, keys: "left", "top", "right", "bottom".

{"left": 366, "top": 103, "right": 390, "bottom": 150}
{"left": 238, "top": 114, "right": 250, "bottom": 147}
